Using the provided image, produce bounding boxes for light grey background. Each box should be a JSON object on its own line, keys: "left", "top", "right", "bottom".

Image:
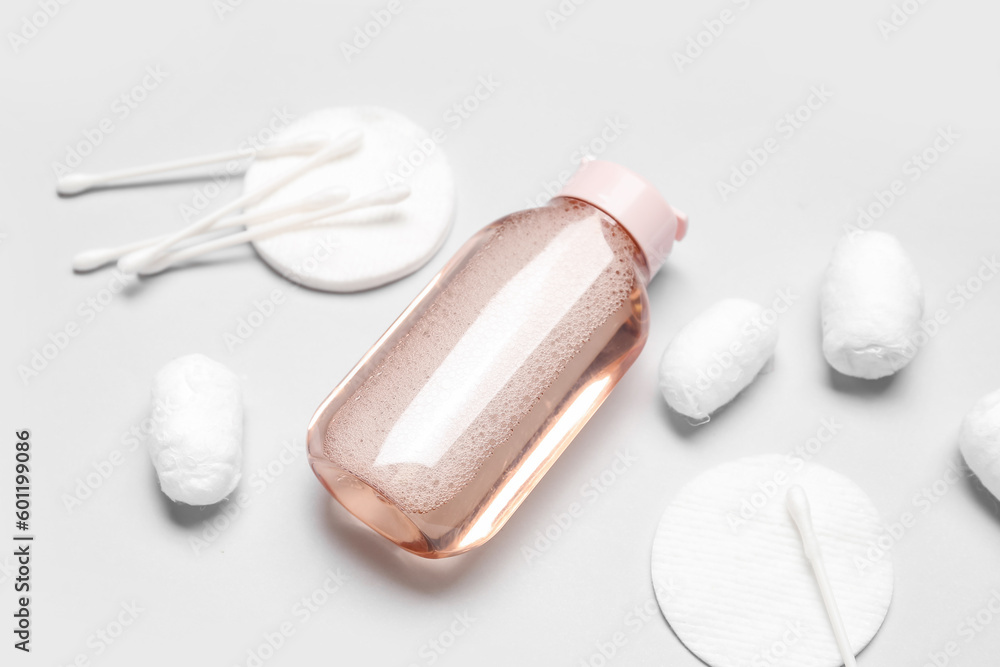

{"left": 2, "top": 0, "right": 1000, "bottom": 665}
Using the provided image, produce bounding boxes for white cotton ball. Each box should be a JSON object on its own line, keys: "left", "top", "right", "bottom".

{"left": 821, "top": 231, "right": 924, "bottom": 379}
{"left": 659, "top": 298, "right": 779, "bottom": 421}
{"left": 959, "top": 388, "right": 1000, "bottom": 501}
{"left": 148, "top": 354, "right": 243, "bottom": 505}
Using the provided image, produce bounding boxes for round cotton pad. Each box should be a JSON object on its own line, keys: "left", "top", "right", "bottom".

{"left": 651, "top": 455, "right": 892, "bottom": 667}
{"left": 242, "top": 107, "right": 456, "bottom": 292}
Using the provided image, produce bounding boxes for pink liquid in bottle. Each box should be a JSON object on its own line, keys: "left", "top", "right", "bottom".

{"left": 307, "top": 160, "right": 686, "bottom": 557}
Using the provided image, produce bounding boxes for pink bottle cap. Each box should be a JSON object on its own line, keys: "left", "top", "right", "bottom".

{"left": 557, "top": 160, "right": 687, "bottom": 279}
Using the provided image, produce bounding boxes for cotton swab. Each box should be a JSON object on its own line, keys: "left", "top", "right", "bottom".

{"left": 71, "top": 186, "right": 350, "bottom": 272}
{"left": 138, "top": 186, "right": 410, "bottom": 275}
{"left": 56, "top": 133, "right": 330, "bottom": 196}
{"left": 117, "top": 128, "right": 363, "bottom": 274}
{"left": 786, "top": 485, "right": 858, "bottom": 667}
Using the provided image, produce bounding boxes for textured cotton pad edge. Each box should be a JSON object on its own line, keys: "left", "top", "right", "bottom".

{"left": 243, "top": 106, "right": 457, "bottom": 292}
{"left": 650, "top": 455, "right": 893, "bottom": 667}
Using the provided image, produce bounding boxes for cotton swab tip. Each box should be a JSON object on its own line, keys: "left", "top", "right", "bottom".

{"left": 72, "top": 248, "right": 118, "bottom": 272}
{"left": 118, "top": 247, "right": 159, "bottom": 274}
{"left": 256, "top": 133, "right": 330, "bottom": 159}
{"left": 137, "top": 255, "right": 174, "bottom": 276}
{"left": 786, "top": 485, "right": 819, "bottom": 557}
{"left": 358, "top": 185, "right": 410, "bottom": 207}
{"left": 785, "top": 484, "right": 812, "bottom": 526}
{"left": 57, "top": 173, "right": 97, "bottom": 196}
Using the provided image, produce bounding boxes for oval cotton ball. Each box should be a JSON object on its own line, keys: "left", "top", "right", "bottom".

{"left": 821, "top": 231, "right": 923, "bottom": 379}
{"left": 148, "top": 354, "right": 243, "bottom": 505}
{"left": 659, "top": 298, "right": 778, "bottom": 421}
{"left": 959, "top": 388, "right": 1000, "bottom": 501}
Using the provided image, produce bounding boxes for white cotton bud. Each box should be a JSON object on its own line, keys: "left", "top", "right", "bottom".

{"left": 821, "top": 231, "right": 924, "bottom": 379}
{"left": 148, "top": 354, "right": 243, "bottom": 505}
{"left": 659, "top": 298, "right": 779, "bottom": 421}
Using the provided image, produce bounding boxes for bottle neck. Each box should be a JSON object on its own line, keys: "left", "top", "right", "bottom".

{"left": 553, "top": 196, "right": 653, "bottom": 286}
{"left": 554, "top": 160, "right": 685, "bottom": 279}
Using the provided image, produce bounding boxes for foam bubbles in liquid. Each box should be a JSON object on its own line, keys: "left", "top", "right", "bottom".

{"left": 324, "top": 202, "right": 638, "bottom": 514}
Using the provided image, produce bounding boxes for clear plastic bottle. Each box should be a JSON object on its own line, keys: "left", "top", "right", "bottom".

{"left": 307, "top": 160, "right": 686, "bottom": 557}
